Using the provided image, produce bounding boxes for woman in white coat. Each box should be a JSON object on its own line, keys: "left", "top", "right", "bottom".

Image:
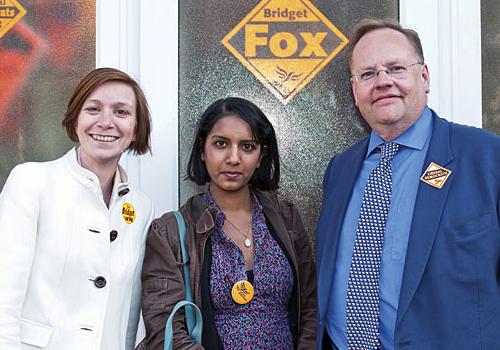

{"left": 0, "top": 68, "right": 154, "bottom": 349}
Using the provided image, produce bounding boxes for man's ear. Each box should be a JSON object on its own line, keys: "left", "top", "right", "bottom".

{"left": 422, "top": 63, "right": 430, "bottom": 94}
{"left": 351, "top": 77, "right": 359, "bottom": 106}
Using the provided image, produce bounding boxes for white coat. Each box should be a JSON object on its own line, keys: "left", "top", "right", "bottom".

{"left": 0, "top": 148, "right": 154, "bottom": 350}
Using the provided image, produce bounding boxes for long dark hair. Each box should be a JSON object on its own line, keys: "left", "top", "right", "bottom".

{"left": 186, "top": 97, "right": 280, "bottom": 191}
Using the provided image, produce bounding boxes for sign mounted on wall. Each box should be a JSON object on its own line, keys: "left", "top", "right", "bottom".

{"left": 221, "top": 0, "right": 348, "bottom": 104}
{"left": 0, "top": 0, "right": 26, "bottom": 38}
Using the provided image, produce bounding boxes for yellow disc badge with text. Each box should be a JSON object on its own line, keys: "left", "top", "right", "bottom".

{"left": 231, "top": 280, "right": 255, "bottom": 305}
{"left": 122, "top": 203, "right": 136, "bottom": 224}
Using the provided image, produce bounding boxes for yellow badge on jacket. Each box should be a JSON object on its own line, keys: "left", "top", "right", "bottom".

{"left": 420, "top": 162, "right": 452, "bottom": 189}
{"left": 122, "top": 203, "right": 136, "bottom": 224}
{"left": 231, "top": 280, "right": 254, "bottom": 304}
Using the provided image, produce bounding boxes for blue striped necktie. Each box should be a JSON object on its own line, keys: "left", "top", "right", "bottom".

{"left": 346, "top": 142, "right": 400, "bottom": 350}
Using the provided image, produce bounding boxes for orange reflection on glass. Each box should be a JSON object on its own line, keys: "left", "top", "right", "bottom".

{"left": 0, "top": 22, "right": 46, "bottom": 136}
{"left": 0, "top": 0, "right": 95, "bottom": 189}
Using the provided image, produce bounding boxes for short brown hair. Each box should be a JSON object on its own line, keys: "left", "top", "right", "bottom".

{"left": 62, "top": 67, "right": 152, "bottom": 155}
{"left": 346, "top": 18, "right": 424, "bottom": 66}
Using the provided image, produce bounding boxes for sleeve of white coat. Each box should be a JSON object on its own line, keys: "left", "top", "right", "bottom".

{"left": 0, "top": 164, "right": 40, "bottom": 349}
{"left": 125, "top": 200, "right": 154, "bottom": 350}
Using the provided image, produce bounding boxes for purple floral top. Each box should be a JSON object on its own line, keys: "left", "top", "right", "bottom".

{"left": 203, "top": 191, "right": 294, "bottom": 349}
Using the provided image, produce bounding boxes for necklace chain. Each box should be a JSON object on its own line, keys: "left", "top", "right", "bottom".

{"left": 225, "top": 217, "right": 253, "bottom": 248}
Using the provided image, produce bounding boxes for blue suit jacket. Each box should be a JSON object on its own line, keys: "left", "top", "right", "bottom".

{"left": 316, "top": 111, "right": 500, "bottom": 350}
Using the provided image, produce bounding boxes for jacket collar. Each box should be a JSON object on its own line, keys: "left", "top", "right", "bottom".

{"left": 182, "top": 188, "right": 290, "bottom": 243}
{"left": 255, "top": 189, "right": 298, "bottom": 273}
{"left": 181, "top": 189, "right": 298, "bottom": 283}
{"left": 182, "top": 194, "right": 217, "bottom": 234}
{"left": 396, "top": 110, "right": 455, "bottom": 327}
{"left": 63, "top": 147, "right": 131, "bottom": 199}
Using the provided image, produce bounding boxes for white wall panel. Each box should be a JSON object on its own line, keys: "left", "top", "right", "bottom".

{"left": 97, "top": 0, "right": 179, "bottom": 218}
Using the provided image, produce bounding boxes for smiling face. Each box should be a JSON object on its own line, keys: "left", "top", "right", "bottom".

{"left": 203, "top": 114, "right": 261, "bottom": 196}
{"left": 350, "top": 28, "right": 430, "bottom": 141}
{"left": 75, "top": 81, "right": 137, "bottom": 171}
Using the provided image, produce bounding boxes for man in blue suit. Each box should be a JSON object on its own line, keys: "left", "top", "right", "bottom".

{"left": 316, "top": 18, "right": 500, "bottom": 350}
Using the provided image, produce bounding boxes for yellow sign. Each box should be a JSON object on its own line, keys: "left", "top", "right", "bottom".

{"left": 122, "top": 202, "right": 136, "bottom": 224}
{"left": 420, "top": 162, "right": 452, "bottom": 189}
{"left": 231, "top": 280, "right": 255, "bottom": 304}
{"left": 0, "top": 0, "right": 26, "bottom": 38}
{"left": 221, "top": 0, "right": 348, "bottom": 104}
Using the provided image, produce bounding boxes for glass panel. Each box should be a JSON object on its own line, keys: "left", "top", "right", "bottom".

{"left": 0, "top": 0, "right": 95, "bottom": 188}
{"left": 179, "top": 0, "right": 397, "bottom": 245}
{"left": 481, "top": 0, "right": 500, "bottom": 135}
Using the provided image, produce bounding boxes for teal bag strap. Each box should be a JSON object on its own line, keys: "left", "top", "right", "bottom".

{"left": 172, "top": 211, "right": 193, "bottom": 304}
{"left": 164, "top": 300, "right": 202, "bottom": 350}
{"left": 164, "top": 211, "right": 203, "bottom": 350}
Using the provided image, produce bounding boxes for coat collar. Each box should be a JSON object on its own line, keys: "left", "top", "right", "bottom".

{"left": 182, "top": 189, "right": 296, "bottom": 260}
{"left": 396, "top": 110, "right": 455, "bottom": 327}
{"left": 63, "top": 147, "right": 131, "bottom": 200}
{"left": 182, "top": 194, "right": 217, "bottom": 234}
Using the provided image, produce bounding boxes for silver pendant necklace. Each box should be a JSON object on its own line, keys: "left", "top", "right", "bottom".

{"left": 225, "top": 217, "right": 252, "bottom": 248}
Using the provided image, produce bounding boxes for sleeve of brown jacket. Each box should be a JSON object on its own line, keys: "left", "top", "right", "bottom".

{"left": 141, "top": 213, "right": 204, "bottom": 350}
{"left": 283, "top": 201, "right": 317, "bottom": 350}
{"left": 288, "top": 204, "right": 317, "bottom": 350}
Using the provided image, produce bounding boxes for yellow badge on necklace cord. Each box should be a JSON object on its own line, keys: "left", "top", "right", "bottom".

{"left": 420, "top": 162, "right": 452, "bottom": 189}
{"left": 122, "top": 203, "right": 136, "bottom": 224}
{"left": 231, "top": 280, "right": 254, "bottom": 305}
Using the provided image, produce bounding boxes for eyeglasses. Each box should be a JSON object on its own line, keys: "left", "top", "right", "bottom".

{"left": 351, "top": 62, "right": 424, "bottom": 83}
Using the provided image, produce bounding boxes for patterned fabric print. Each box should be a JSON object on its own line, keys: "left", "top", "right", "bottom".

{"left": 203, "top": 191, "right": 294, "bottom": 350}
{"left": 346, "top": 142, "right": 400, "bottom": 350}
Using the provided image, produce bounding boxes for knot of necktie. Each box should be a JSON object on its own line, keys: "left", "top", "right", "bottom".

{"left": 380, "top": 142, "right": 400, "bottom": 163}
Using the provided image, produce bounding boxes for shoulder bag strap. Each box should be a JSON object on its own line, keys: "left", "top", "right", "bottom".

{"left": 164, "top": 211, "right": 203, "bottom": 350}
{"left": 172, "top": 211, "right": 192, "bottom": 303}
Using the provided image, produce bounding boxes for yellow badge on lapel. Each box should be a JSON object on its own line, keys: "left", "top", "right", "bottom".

{"left": 420, "top": 162, "right": 452, "bottom": 189}
{"left": 122, "top": 203, "right": 136, "bottom": 224}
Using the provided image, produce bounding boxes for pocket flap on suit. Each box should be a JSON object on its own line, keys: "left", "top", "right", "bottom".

{"left": 20, "top": 318, "right": 53, "bottom": 347}
{"left": 445, "top": 212, "right": 493, "bottom": 242}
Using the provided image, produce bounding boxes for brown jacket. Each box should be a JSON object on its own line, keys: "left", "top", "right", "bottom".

{"left": 141, "top": 190, "right": 316, "bottom": 349}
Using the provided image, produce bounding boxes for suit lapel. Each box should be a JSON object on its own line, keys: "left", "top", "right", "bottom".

{"left": 396, "top": 112, "right": 455, "bottom": 327}
{"left": 317, "top": 139, "right": 368, "bottom": 320}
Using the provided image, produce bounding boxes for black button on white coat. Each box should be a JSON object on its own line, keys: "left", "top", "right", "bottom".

{"left": 110, "top": 230, "right": 118, "bottom": 242}
{"left": 118, "top": 188, "right": 130, "bottom": 196}
{"left": 94, "top": 276, "right": 107, "bottom": 288}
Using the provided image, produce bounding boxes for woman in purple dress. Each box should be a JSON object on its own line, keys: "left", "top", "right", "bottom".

{"left": 141, "top": 97, "right": 316, "bottom": 349}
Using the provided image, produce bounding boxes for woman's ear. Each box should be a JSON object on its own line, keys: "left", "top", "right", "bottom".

{"left": 257, "top": 145, "right": 268, "bottom": 168}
